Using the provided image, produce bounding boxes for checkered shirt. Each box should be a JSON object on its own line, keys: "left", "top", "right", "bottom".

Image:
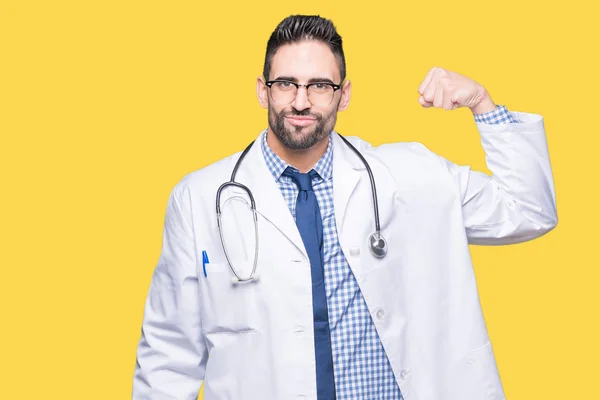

{"left": 260, "top": 104, "right": 518, "bottom": 399}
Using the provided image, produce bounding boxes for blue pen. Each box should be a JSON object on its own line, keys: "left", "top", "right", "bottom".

{"left": 202, "top": 250, "right": 209, "bottom": 277}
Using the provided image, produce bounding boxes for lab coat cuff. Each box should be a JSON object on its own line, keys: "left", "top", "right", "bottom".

{"left": 475, "top": 110, "right": 545, "bottom": 133}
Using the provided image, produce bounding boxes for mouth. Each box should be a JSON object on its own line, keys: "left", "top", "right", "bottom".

{"left": 285, "top": 116, "right": 317, "bottom": 127}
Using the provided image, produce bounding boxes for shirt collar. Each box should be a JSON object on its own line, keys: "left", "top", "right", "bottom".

{"left": 261, "top": 129, "right": 333, "bottom": 182}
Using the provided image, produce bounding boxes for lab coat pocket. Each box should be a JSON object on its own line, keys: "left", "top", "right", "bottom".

{"left": 197, "top": 261, "right": 259, "bottom": 336}
{"left": 452, "top": 341, "right": 505, "bottom": 400}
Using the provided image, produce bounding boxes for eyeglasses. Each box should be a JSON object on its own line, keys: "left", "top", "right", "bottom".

{"left": 265, "top": 80, "right": 342, "bottom": 107}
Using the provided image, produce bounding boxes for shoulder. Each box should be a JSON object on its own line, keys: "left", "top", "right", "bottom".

{"left": 339, "top": 135, "right": 456, "bottom": 186}
{"left": 167, "top": 148, "right": 244, "bottom": 203}
{"left": 341, "top": 134, "right": 442, "bottom": 162}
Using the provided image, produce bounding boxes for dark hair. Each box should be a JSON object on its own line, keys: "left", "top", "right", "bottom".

{"left": 263, "top": 15, "right": 346, "bottom": 83}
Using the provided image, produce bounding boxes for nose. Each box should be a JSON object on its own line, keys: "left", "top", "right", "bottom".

{"left": 291, "top": 86, "right": 311, "bottom": 111}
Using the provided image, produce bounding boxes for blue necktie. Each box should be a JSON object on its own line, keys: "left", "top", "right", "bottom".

{"left": 283, "top": 166, "right": 336, "bottom": 400}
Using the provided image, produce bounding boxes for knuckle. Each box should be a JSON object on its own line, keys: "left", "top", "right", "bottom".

{"left": 439, "top": 76, "right": 451, "bottom": 86}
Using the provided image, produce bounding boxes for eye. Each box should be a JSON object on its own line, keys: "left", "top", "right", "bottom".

{"left": 275, "top": 81, "right": 293, "bottom": 88}
{"left": 310, "top": 83, "right": 332, "bottom": 93}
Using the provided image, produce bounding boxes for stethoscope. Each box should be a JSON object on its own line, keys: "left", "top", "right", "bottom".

{"left": 216, "top": 133, "right": 387, "bottom": 283}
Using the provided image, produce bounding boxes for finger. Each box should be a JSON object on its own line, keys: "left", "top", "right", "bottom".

{"left": 442, "top": 85, "right": 454, "bottom": 110}
{"left": 433, "top": 82, "right": 444, "bottom": 108}
{"left": 418, "top": 67, "right": 437, "bottom": 95}
{"left": 422, "top": 73, "right": 439, "bottom": 104}
{"left": 418, "top": 95, "right": 433, "bottom": 107}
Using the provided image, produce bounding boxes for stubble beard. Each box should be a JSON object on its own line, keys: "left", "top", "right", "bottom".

{"left": 268, "top": 102, "right": 337, "bottom": 151}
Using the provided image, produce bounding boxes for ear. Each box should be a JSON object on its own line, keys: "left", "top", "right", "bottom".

{"left": 337, "top": 80, "right": 352, "bottom": 112}
{"left": 256, "top": 76, "right": 269, "bottom": 109}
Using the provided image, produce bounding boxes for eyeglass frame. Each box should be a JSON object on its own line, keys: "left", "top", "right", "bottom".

{"left": 264, "top": 79, "right": 343, "bottom": 106}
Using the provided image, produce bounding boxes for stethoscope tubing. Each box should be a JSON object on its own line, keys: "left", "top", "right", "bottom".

{"left": 215, "top": 133, "right": 386, "bottom": 282}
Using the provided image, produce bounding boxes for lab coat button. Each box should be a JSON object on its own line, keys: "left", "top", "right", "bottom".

{"left": 400, "top": 368, "right": 409, "bottom": 380}
{"left": 349, "top": 247, "right": 360, "bottom": 257}
{"left": 376, "top": 309, "right": 385, "bottom": 319}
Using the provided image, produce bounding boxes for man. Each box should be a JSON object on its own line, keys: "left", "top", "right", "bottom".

{"left": 132, "top": 14, "right": 557, "bottom": 400}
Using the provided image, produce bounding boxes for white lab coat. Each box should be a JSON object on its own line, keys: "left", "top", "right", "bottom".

{"left": 132, "top": 110, "right": 557, "bottom": 400}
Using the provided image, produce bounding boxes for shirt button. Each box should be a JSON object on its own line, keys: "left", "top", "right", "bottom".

{"left": 294, "top": 326, "right": 304, "bottom": 335}
{"left": 349, "top": 246, "right": 360, "bottom": 257}
{"left": 376, "top": 309, "right": 385, "bottom": 319}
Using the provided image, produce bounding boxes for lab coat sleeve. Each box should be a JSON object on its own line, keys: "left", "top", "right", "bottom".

{"left": 132, "top": 183, "right": 208, "bottom": 399}
{"left": 441, "top": 110, "right": 558, "bottom": 245}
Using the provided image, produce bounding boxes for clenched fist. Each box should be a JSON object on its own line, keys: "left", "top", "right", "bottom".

{"left": 417, "top": 67, "right": 496, "bottom": 114}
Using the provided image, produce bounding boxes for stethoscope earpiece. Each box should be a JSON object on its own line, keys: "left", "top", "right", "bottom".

{"left": 231, "top": 274, "right": 260, "bottom": 284}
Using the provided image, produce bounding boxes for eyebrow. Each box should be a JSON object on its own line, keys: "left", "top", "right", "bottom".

{"left": 273, "top": 76, "right": 336, "bottom": 84}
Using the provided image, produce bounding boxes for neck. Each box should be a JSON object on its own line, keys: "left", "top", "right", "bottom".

{"left": 266, "top": 129, "right": 330, "bottom": 173}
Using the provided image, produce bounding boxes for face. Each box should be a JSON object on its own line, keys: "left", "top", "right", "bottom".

{"left": 257, "top": 40, "right": 351, "bottom": 151}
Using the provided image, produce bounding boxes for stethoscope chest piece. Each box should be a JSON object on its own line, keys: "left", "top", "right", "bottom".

{"left": 368, "top": 232, "right": 387, "bottom": 258}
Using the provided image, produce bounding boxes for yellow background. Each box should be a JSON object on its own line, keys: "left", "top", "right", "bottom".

{"left": 1, "top": 0, "right": 598, "bottom": 398}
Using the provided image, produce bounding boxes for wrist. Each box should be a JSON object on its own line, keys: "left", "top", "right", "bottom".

{"left": 470, "top": 91, "right": 496, "bottom": 115}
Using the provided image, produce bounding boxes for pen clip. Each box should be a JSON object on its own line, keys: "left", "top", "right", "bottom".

{"left": 202, "top": 250, "right": 209, "bottom": 277}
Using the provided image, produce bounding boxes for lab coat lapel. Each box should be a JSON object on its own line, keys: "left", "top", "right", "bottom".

{"left": 233, "top": 131, "right": 308, "bottom": 260}
{"left": 331, "top": 132, "right": 400, "bottom": 263}
{"left": 331, "top": 132, "right": 362, "bottom": 239}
